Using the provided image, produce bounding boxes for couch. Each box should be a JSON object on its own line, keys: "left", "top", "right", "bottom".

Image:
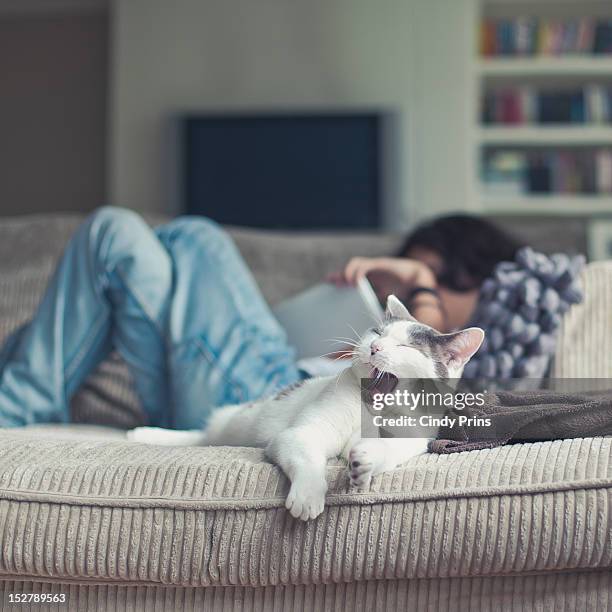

{"left": 0, "top": 214, "right": 610, "bottom": 611}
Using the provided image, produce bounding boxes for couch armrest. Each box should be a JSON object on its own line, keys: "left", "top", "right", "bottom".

{"left": 552, "top": 261, "right": 612, "bottom": 378}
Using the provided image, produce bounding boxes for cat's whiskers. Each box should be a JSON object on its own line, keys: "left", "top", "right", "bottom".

{"left": 347, "top": 324, "right": 364, "bottom": 346}
{"left": 326, "top": 335, "right": 359, "bottom": 343}
{"left": 332, "top": 365, "right": 352, "bottom": 396}
{"left": 318, "top": 349, "right": 354, "bottom": 359}
{"left": 330, "top": 352, "right": 356, "bottom": 363}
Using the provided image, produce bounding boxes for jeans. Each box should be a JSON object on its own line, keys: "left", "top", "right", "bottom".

{"left": 0, "top": 207, "right": 301, "bottom": 429}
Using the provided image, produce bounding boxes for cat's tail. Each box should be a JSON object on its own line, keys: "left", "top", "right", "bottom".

{"left": 126, "top": 427, "right": 207, "bottom": 446}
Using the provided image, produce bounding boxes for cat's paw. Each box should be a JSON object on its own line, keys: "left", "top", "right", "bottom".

{"left": 285, "top": 476, "right": 327, "bottom": 521}
{"left": 348, "top": 440, "right": 385, "bottom": 488}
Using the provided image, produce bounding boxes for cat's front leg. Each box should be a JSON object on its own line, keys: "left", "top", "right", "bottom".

{"left": 266, "top": 428, "right": 330, "bottom": 521}
{"left": 347, "top": 437, "right": 429, "bottom": 487}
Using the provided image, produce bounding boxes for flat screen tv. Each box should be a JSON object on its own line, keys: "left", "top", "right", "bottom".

{"left": 183, "top": 113, "right": 382, "bottom": 229}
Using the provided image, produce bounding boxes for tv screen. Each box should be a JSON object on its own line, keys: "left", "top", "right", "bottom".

{"left": 183, "top": 113, "right": 381, "bottom": 229}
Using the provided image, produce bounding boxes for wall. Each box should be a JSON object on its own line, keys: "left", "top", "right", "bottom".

{"left": 110, "top": 0, "right": 472, "bottom": 227}
{"left": 0, "top": 7, "right": 108, "bottom": 215}
{"left": 410, "top": 0, "right": 475, "bottom": 220}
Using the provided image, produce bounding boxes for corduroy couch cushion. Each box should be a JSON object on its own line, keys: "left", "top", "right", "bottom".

{"left": 0, "top": 429, "right": 610, "bottom": 587}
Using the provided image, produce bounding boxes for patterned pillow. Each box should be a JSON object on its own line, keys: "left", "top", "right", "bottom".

{"left": 462, "top": 247, "right": 585, "bottom": 383}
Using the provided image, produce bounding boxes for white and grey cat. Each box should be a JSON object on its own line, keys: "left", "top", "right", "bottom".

{"left": 128, "top": 295, "right": 484, "bottom": 521}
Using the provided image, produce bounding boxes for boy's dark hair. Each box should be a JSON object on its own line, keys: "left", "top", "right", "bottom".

{"left": 399, "top": 214, "right": 523, "bottom": 292}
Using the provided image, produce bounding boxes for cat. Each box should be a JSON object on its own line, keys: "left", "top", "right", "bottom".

{"left": 128, "top": 295, "right": 484, "bottom": 521}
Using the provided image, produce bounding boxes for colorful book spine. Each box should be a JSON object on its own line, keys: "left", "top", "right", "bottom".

{"left": 596, "top": 149, "right": 612, "bottom": 193}
{"left": 483, "top": 149, "right": 612, "bottom": 195}
{"left": 482, "top": 85, "right": 612, "bottom": 125}
{"left": 480, "top": 17, "right": 612, "bottom": 56}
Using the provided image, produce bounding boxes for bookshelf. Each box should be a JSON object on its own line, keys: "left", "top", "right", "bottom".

{"left": 483, "top": 195, "right": 612, "bottom": 214}
{"left": 471, "top": 0, "right": 612, "bottom": 216}
{"left": 479, "top": 126, "right": 612, "bottom": 145}
{"left": 478, "top": 56, "right": 612, "bottom": 76}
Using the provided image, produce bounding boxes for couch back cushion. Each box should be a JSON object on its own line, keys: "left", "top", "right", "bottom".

{"left": 229, "top": 226, "right": 402, "bottom": 304}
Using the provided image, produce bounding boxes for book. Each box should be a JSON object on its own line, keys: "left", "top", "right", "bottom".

{"left": 594, "top": 20, "right": 612, "bottom": 54}
{"left": 273, "top": 278, "right": 383, "bottom": 360}
{"left": 596, "top": 149, "right": 612, "bottom": 193}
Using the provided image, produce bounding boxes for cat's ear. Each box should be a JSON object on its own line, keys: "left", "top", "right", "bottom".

{"left": 385, "top": 295, "right": 415, "bottom": 321}
{"left": 437, "top": 327, "right": 484, "bottom": 369}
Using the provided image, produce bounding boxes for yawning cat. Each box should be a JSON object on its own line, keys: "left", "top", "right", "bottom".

{"left": 128, "top": 295, "right": 484, "bottom": 521}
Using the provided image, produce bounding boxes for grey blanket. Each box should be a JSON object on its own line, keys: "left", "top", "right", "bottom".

{"left": 430, "top": 388, "right": 612, "bottom": 453}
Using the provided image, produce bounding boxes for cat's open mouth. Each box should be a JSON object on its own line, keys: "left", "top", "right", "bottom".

{"left": 368, "top": 368, "right": 399, "bottom": 394}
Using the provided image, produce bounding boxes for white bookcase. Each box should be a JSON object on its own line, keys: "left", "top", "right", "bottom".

{"left": 470, "top": 0, "right": 612, "bottom": 216}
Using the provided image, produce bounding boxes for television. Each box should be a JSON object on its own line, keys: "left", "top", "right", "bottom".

{"left": 182, "top": 113, "right": 385, "bottom": 229}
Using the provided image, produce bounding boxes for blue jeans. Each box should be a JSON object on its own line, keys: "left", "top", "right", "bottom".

{"left": 0, "top": 207, "right": 301, "bottom": 429}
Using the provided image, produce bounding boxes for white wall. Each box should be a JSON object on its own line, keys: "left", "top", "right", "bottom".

{"left": 410, "top": 0, "right": 475, "bottom": 220}
{"left": 109, "top": 0, "right": 472, "bottom": 227}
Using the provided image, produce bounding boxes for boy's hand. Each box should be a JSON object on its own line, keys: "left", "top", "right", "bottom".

{"left": 327, "top": 257, "right": 436, "bottom": 301}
